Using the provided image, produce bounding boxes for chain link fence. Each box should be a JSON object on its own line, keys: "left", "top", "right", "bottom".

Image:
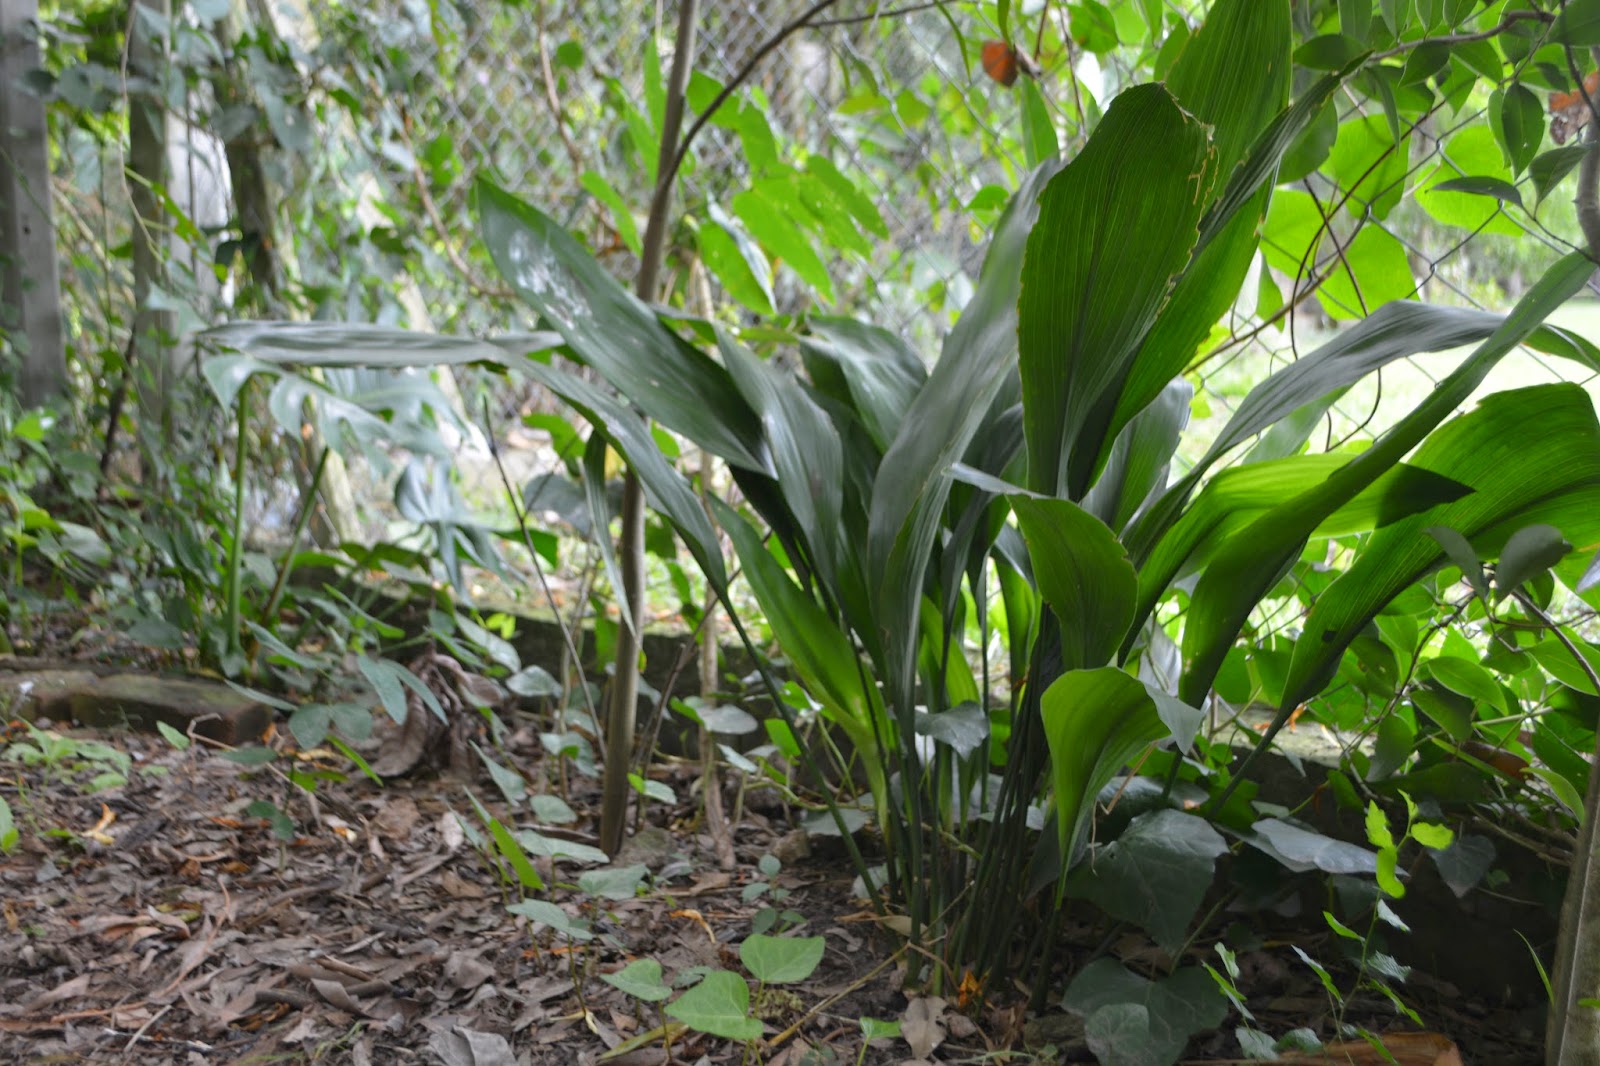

{"left": 39, "top": 1, "right": 1600, "bottom": 577}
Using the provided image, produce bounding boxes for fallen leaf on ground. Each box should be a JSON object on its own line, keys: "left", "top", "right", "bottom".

{"left": 903, "top": 995, "right": 948, "bottom": 1059}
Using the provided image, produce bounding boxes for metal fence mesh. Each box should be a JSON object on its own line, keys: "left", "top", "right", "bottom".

{"left": 41, "top": 0, "right": 1600, "bottom": 570}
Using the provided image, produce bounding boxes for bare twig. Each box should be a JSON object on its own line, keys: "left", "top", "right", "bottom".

{"left": 1371, "top": 9, "right": 1554, "bottom": 61}
{"left": 662, "top": 1, "right": 841, "bottom": 194}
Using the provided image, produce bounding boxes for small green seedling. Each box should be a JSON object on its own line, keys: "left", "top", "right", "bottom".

{"left": 857, "top": 1018, "right": 901, "bottom": 1066}
{"left": 744, "top": 854, "right": 805, "bottom": 934}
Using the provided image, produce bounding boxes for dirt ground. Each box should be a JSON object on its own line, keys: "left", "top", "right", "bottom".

{"left": 0, "top": 713, "right": 1550, "bottom": 1065}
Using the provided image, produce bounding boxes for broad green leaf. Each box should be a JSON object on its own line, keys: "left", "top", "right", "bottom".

{"left": 1249, "top": 818, "right": 1377, "bottom": 875}
{"left": 516, "top": 360, "right": 729, "bottom": 595}
{"left": 474, "top": 179, "right": 763, "bottom": 469}
{"left": 1082, "top": 380, "right": 1189, "bottom": 535}
{"left": 914, "top": 702, "right": 990, "bottom": 759}
{"left": 1297, "top": 34, "right": 1365, "bottom": 70}
{"left": 1137, "top": 457, "right": 1471, "bottom": 631}
{"left": 718, "top": 329, "right": 845, "bottom": 588}
{"left": 1495, "top": 523, "right": 1574, "bottom": 601}
{"left": 1041, "top": 668, "right": 1178, "bottom": 870}
{"left": 1317, "top": 225, "right": 1418, "bottom": 320}
{"left": 1339, "top": 0, "right": 1371, "bottom": 41}
{"left": 1430, "top": 176, "right": 1524, "bottom": 209}
{"left": 203, "top": 321, "right": 526, "bottom": 369}
{"left": 1531, "top": 145, "right": 1592, "bottom": 206}
{"left": 698, "top": 204, "right": 774, "bottom": 314}
{"left": 1013, "top": 498, "right": 1136, "bottom": 671}
{"left": 1066, "top": 810, "right": 1227, "bottom": 954}
{"left": 1285, "top": 383, "right": 1600, "bottom": 711}
{"left": 1417, "top": 127, "right": 1524, "bottom": 236}
{"left": 667, "top": 970, "right": 763, "bottom": 1042}
{"left": 731, "top": 182, "right": 838, "bottom": 302}
{"left": 603, "top": 959, "right": 672, "bottom": 1002}
{"left": 579, "top": 863, "right": 650, "bottom": 900}
{"left": 1018, "top": 82, "right": 1211, "bottom": 498}
{"left": 1555, "top": 0, "right": 1600, "bottom": 46}
{"left": 1019, "top": 78, "right": 1058, "bottom": 166}
{"left": 507, "top": 898, "right": 591, "bottom": 939}
{"left": 870, "top": 161, "right": 1058, "bottom": 710}
{"left": 1174, "top": 301, "right": 1599, "bottom": 502}
{"left": 804, "top": 156, "right": 887, "bottom": 237}
{"left": 1199, "top": 64, "right": 1359, "bottom": 255}
{"left": 1421, "top": 656, "right": 1505, "bottom": 713}
{"left": 1178, "top": 253, "right": 1598, "bottom": 710}
{"left": 1064, "top": 960, "right": 1228, "bottom": 1066}
{"left": 1328, "top": 114, "right": 1409, "bottom": 221}
{"left": 1104, "top": 200, "right": 1267, "bottom": 483}
{"left": 799, "top": 316, "right": 926, "bottom": 452}
{"left": 715, "top": 501, "right": 883, "bottom": 798}
{"left": 1491, "top": 84, "right": 1545, "bottom": 177}
{"left": 739, "top": 934, "right": 825, "bottom": 984}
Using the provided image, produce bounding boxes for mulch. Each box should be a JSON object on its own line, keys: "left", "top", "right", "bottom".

{"left": 0, "top": 712, "right": 1551, "bottom": 1065}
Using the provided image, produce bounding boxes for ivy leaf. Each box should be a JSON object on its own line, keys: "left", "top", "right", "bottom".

{"left": 602, "top": 959, "right": 672, "bottom": 1002}
{"left": 739, "top": 934, "right": 826, "bottom": 984}
{"left": 666, "top": 970, "right": 763, "bottom": 1041}
{"left": 1067, "top": 810, "right": 1227, "bottom": 954}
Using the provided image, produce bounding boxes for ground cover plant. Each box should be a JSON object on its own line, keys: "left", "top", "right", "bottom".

{"left": 10, "top": 1, "right": 1600, "bottom": 1064}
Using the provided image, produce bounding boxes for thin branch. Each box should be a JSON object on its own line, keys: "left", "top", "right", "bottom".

{"left": 394, "top": 101, "right": 515, "bottom": 300}
{"left": 1370, "top": 9, "right": 1554, "bottom": 61}
{"left": 662, "top": 1, "right": 842, "bottom": 195}
{"left": 810, "top": 0, "right": 947, "bottom": 27}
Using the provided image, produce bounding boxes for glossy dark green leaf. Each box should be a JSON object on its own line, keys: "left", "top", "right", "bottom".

{"left": 1064, "top": 960, "right": 1227, "bottom": 1066}
{"left": 715, "top": 500, "right": 883, "bottom": 797}
{"left": 1286, "top": 383, "right": 1600, "bottom": 711}
{"left": 799, "top": 317, "right": 926, "bottom": 453}
{"left": 516, "top": 360, "right": 728, "bottom": 595}
{"left": 870, "top": 161, "right": 1058, "bottom": 708}
{"left": 1137, "top": 457, "right": 1472, "bottom": 632}
{"left": 203, "top": 321, "right": 530, "bottom": 369}
{"left": 1430, "top": 176, "right": 1524, "bottom": 209}
{"left": 1425, "top": 524, "right": 1490, "bottom": 600}
{"left": 1013, "top": 497, "right": 1136, "bottom": 671}
{"left": 717, "top": 329, "right": 845, "bottom": 588}
{"left": 1132, "top": 299, "right": 1600, "bottom": 564}
{"left": 1081, "top": 380, "right": 1188, "bottom": 535}
{"left": 1019, "top": 83, "right": 1210, "bottom": 498}
{"left": 1494, "top": 523, "right": 1574, "bottom": 601}
{"left": 1531, "top": 144, "right": 1592, "bottom": 206}
{"left": 1087, "top": 0, "right": 1291, "bottom": 483}
{"left": 1179, "top": 251, "right": 1597, "bottom": 709}
{"left": 1041, "top": 668, "right": 1186, "bottom": 866}
{"left": 1555, "top": 0, "right": 1600, "bottom": 46}
{"left": 1067, "top": 810, "right": 1226, "bottom": 954}
{"left": 1491, "top": 84, "right": 1545, "bottom": 177}
{"left": 474, "top": 179, "right": 763, "bottom": 469}
{"left": 1199, "top": 63, "right": 1361, "bottom": 256}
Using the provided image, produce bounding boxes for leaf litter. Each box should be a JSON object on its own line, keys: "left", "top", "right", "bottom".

{"left": 0, "top": 713, "right": 1544, "bottom": 1064}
